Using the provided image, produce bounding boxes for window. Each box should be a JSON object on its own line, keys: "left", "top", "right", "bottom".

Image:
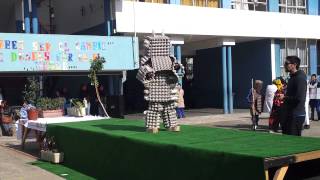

{"left": 280, "top": 39, "right": 309, "bottom": 77}
{"left": 279, "top": 0, "right": 307, "bottom": 14}
{"left": 181, "top": 0, "right": 219, "bottom": 7}
{"left": 231, "top": 0, "right": 268, "bottom": 11}
{"left": 126, "top": 0, "right": 219, "bottom": 7}
{"left": 126, "top": 0, "right": 167, "bottom": 4}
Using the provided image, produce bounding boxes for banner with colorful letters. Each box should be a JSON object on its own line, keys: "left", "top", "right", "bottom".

{"left": 0, "top": 33, "right": 139, "bottom": 72}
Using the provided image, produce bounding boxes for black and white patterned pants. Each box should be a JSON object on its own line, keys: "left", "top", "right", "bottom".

{"left": 145, "top": 102, "right": 178, "bottom": 129}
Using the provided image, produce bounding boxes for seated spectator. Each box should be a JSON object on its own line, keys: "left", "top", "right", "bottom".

{"left": 0, "top": 100, "right": 13, "bottom": 136}
{"left": 20, "top": 100, "right": 35, "bottom": 119}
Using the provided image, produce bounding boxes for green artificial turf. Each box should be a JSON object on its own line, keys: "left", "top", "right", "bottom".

{"left": 31, "top": 161, "right": 95, "bottom": 180}
{"left": 46, "top": 119, "right": 320, "bottom": 180}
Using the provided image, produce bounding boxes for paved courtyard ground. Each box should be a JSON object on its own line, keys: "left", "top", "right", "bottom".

{"left": 0, "top": 108, "right": 320, "bottom": 179}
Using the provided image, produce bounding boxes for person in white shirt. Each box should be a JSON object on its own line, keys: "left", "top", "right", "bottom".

{"left": 264, "top": 80, "right": 278, "bottom": 114}
{"left": 308, "top": 74, "right": 319, "bottom": 121}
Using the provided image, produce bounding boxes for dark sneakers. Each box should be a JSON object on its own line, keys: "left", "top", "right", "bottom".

{"left": 304, "top": 125, "right": 310, "bottom": 129}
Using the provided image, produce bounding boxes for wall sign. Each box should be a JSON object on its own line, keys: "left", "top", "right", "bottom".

{"left": 0, "top": 33, "right": 139, "bottom": 72}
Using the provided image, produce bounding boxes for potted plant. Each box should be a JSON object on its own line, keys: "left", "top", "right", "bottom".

{"left": 36, "top": 97, "right": 65, "bottom": 118}
{"left": 41, "top": 136, "right": 64, "bottom": 164}
{"left": 22, "top": 77, "right": 40, "bottom": 120}
{"left": 67, "top": 98, "right": 86, "bottom": 117}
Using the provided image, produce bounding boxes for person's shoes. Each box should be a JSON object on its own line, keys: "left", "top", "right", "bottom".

{"left": 269, "top": 130, "right": 275, "bottom": 134}
{"left": 146, "top": 128, "right": 159, "bottom": 134}
{"left": 252, "top": 125, "right": 257, "bottom": 131}
{"left": 304, "top": 125, "right": 310, "bottom": 129}
{"left": 167, "top": 126, "right": 180, "bottom": 132}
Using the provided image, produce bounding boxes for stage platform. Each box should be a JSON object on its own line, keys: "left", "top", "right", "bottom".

{"left": 47, "top": 119, "right": 320, "bottom": 180}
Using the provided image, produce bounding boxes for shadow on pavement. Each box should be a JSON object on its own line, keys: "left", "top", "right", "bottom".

{"left": 214, "top": 124, "right": 270, "bottom": 133}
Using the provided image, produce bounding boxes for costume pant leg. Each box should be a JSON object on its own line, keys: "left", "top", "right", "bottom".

{"left": 255, "top": 115, "right": 259, "bottom": 126}
{"left": 162, "top": 102, "right": 178, "bottom": 128}
{"left": 145, "top": 103, "right": 161, "bottom": 129}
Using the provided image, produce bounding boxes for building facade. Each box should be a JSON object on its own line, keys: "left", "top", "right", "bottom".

{"left": 114, "top": 0, "right": 320, "bottom": 112}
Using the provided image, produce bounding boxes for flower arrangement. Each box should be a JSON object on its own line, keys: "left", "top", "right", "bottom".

{"left": 70, "top": 98, "right": 85, "bottom": 108}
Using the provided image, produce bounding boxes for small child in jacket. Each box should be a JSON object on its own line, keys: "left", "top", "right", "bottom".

{"left": 247, "top": 80, "right": 263, "bottom": 130}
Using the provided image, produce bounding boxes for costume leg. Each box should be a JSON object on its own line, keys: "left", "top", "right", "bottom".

{"left": 145, "top": 103, "right": 161, "bottom": 129}
{"left": 162, "top": 103, "right": 178, "bottom": 129}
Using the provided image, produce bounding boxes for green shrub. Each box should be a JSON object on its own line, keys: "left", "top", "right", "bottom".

{"left": 36, "top": 97, "right": 65, "bottom": 111}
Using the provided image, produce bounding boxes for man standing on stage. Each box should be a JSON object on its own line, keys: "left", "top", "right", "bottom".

{"left": 280, "top": 56, "right": 307, "bottom": 136}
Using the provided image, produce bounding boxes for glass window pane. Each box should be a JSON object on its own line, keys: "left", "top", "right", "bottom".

{"left": 280, "top": 0, "right": 286, "bottom": 4}
{"left": 280, "top": 7, "right": 286, "bottom": 12}
{"left": 287, "top": 0, "right": 295, "bottom": 6}
{"left": 255, "top": 3, "right": 267, "bottom": 11}
{"left": 207, "top": 0, "right": 218, "bottom": 7}
{"left": 195, "top": 0, "right": 206, "bottom": 6}
{"left": 181, "top": 0, "right": 193, "bottom": 5}
{"left": 287, "top": 8, "right": 296, "bottom": 14}
{"left": 297, "top": 0, "right": 305, "bottom": 6}
{"left": 297, "top": 8, "right": 305, "bottom": 14}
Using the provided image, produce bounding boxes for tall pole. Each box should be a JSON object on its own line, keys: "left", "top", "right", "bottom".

{"left": 175, "top": 45, "right": 182, "bottom": 85}
{"left": 31, "top": 0, "right": 38, "bottom": 34}
{"left": 222, "top": 46, "right": 228, "bottom": 114}
{"left": 227, "top": 46, "right": 233, "bottom": 113}
{"left": 23, "top": 0, "right": 30, "bottom": 33}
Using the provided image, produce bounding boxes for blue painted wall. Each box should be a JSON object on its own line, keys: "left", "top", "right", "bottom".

{"left": 220, "top": 0, "right": 231, "bottom": 8}
{"left": 268, "top": 0, "right": 279, "bottom": 12}
{"left": 308, "top": 0, "right": 319, "bottom": 15}
{"left": 274, "top": 40, "right": 281, "bottom": 78}
{"left": 309, "top": 40, "right": 317, "bottom": 75}
{"left": 233, "top": 39, "right": 272, "bottom": 108}
{"left": 192, "top": 39, "right": 272, "bottom": 109}
{"left": 193, "top": 47, "right": 223, "bottom": 108}
{"left": 169, "top": 0, "right": 180, "bottom": 4}
{"left": 16, "top": 20, "right": 23, "bottom": 33}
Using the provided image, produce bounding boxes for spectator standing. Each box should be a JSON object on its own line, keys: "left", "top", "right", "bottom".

{"left": 279, "top": 56, "right": 307, "bottom": 136}
{"left": 176, "top": 84, "right": 185, "bottom": 120}
{"left": 247, "top": 80, "right": 263, "bottom": 131}
{"left": 269, "top": 79, "right": 285, "bottom": 133}
{"left": 264, "top": 80, "right": 278, "bottom": 114}
{"left": 0, "top": 100, "right": 13, "bottom": 136}
{"left": 308, "top": 74, "right": 319, "bottom": 121}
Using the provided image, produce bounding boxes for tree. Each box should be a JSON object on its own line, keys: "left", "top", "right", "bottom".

{"left": 88, "top": 56, "right": 109, "bottom": 117}
{"left": 22, "top": 77, "right": 40, "bottom": 105}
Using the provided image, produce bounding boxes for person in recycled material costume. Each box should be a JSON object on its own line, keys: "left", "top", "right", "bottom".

{"left": 136, "top": 34, "right": 184, "bottom": 133}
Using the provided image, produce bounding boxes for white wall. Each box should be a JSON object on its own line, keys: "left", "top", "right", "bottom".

{"left": 38, "top": 0, "right": 105, "bottom": 34}
{"left": 116, "top": 1, "right": 320, "bottom": 39}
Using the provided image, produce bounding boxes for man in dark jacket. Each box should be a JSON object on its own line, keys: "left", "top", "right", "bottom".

{"left": 280, "top": 56, "right": 307, "bottom": 136}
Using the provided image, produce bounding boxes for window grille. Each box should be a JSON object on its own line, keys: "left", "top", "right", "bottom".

{"left": 280, "top": 39, "right": 309, "bottom": 77}
{"left": 279, "top": 0, "right": 307, "bottom": 14}
{"left": 231, "top": 0, "right": 268, "bottom": 11}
